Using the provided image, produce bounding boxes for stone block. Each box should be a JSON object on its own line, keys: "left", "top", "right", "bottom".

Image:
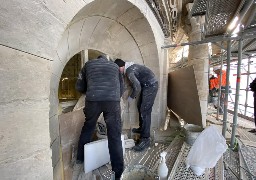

{"left": 88, "top": 18, "right": 114, "bottom": 52}
{"left": 63, "top": 166, "right": 73, "bottom": 180}
{"left": 59, "top": 110, "right": 84, "bottom": 146}
{"left": 149, "top": 66, "right": 160, "bottom": 78}
{"left": 117, "top": 6, "right": 144, "bottom": 27}
{"left": 43, "top": 0, "right": 85, "bottom": 24}
{"left": 107, "top": 22, "right": 124, "bottom": 39}
{"left": 0, "top": 101, "right": 51, "bottom": 175}
{"left": 50, "top": 115, "right": 60, "bottom": 144}
{"left": 50, "top": 58, "right": 65, "bottom": 82}
{"left": 74, "top": 0, "right": 113, "bottom": 20}
{"left": 51, "top": 136, "right": 61, "bottom": 168}
{"left": 126, "top": 18, "right": 151, "bottom": 37}
{"left": 120, "top": 39, "right": 138, "bottom": 53}
{"left": 53, "top": 159, "right": 63, "bottom": 180}
{"left": 189, "top": 45, "right": 208, "bottom": 59}
{"left": 56, "top": 29, "right": 69, "bottom": 64}
{"left": 67, "top": 19, "right": 84, "bottom": 59}
{"left": 135, "top": 30, "right": 155, "bottom": 47}
{"left": 192, "top": 58, "right": 209, "bottom": 72}
{"left": 79, "top": 16, "right": 101, "bottom": 49}
{"left": 0, "top": 1, "right": 65, "bottom": 58}
{"left": 143, "top": 53, "right": 159, "bottom": 68}
{"left": 131, "top": 0, "right": 149, "bottom": 16}
{"left": 61, "top": 142, "right": 73, "bottom": 171}
{"left": 121, "top": 47, "right": 143, "bottom": 63}
{"left": 0, "top": 147, "right": 52, "bottom": 180}
{"left": 120, "top": 44, "right": 140, "bottom": 58}
{"left": 152, "top": 94, "right": 161, "bottom": 113}
{"left": 200, "top": 100, "right": 208, "bottom": 115}
{"left": 140, "top": 43, "right": 158, "bottom": 58}
{"left": 50, "top": 73, "right": 61, "bottom": 91}
{"left": 122, "top": 112, "right": 139, "bottom": 129}
{"left": 49, "top": 88, "right": 59, "bottom": 118}
{"left": 116, "top": 27, "right": 135, "bottom": 45}
{"left": 201, "top": 113, "right": 207, "bottom": 127}
{"left": 103, "top": 0, "right": 134, "bottom": 20}
{"left": 151, "top": 113, "right": 160, "bottom": 129}
{"left": 0, "top": 46, "right": 51, "bottom": 103}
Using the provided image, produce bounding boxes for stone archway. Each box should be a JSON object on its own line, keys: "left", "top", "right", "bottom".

{"left": 0, "top": 0, "right": 166, "bottom": 179}
{"left": 50, "top": 0, "right": 166, "bottom": 178}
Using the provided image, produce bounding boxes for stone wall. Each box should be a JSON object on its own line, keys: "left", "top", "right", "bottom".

{"left": 0, "top": 45, "right": 52, "bottom": 179}
{"left": 59, "top": 109, "right": 85, "bottom": 180}
{"left": 187, "top": 8, "right": 209, "bottom": 127}
{"left": 0, "top": 0, "right": 166, "bottom": 179}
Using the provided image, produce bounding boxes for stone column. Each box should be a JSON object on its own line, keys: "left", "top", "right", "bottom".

{"left": 187, "top": 4, "right": 209, "bottom": 127}
{"left": 80, "top": 49, "right": 88, "bottom": 65}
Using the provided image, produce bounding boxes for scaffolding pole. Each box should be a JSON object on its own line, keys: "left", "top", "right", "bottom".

{"left": 161, "top": 32, "right": 256, "bottom": 49}
{"left": 217, "top": 46, "right": 224, "bottom": 121}
{"left": 244, "top": 57, "right": 251, "bottom": 116}
{"left": 222, "top": 40, "right": 231, "bottom": 137}
{"left": 231, "top": 39, "right": 243, "bottom": 148}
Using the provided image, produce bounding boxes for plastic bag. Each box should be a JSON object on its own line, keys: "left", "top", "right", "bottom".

{"left": 186, "top": 125, "right": 227, "bottom": 176}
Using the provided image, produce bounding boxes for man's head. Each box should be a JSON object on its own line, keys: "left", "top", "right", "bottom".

{"left": 114, "top": 58, "right": 125, "bottom": 73}
{"left": 213, "top": 65, "right": 221, "bottom": 74}
{"left": 97, "top": 55, "right": 107, "bottom": 60}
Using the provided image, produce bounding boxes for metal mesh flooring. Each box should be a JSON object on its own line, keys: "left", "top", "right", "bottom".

{"left": 191, "top": 0, "right": 207, "bottom": 16}
{"left": 223, "top": 148, "right": 240, "bottom": 179}
{"left": 240, "top": 144, "right": 256, "bottom": 179}
{"left": 207, "top": 104, "right": 256, "bottom": 180}
{"left": 124, "top": 143, "right": 169, "bottom": 170}
{"left": 88, "top": 136, "right": 185, "bottom": 180}
{"left": 205, "top": 0, "right": 242, "bottom": 36}
{"left": 168, "top": 142, "right": 223, "bottom": 180}
{"left": 74, "top": 113, "right": 256, "bottom": 180}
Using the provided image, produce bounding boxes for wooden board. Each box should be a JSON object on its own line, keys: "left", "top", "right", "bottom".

{"left": 167, "top": 66, "right": 202, "bottom": 126}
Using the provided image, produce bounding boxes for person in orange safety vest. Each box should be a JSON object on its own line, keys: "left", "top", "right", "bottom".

{"left": 209, "top": 65, "right": 227, "bottom": 115}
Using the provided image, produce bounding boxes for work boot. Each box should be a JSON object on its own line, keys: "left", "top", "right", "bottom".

{"left": 132, "top": 128, "right": 141, "bottom": 134}
{"left": 133, "top": 138, "right": 150, "bottom": 152}
{"left": 248, "top": 129, "right": 256, "bottom": 133}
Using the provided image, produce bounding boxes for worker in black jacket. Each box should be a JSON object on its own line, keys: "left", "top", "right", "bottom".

{"left": 76, "top": 55, "right": 124, "bottom": 179}
{"left": 249, "top": 77, "right": 256, "bottom": 133}
{"left": 114, "top": 59, "right": 158, "bottom": 151}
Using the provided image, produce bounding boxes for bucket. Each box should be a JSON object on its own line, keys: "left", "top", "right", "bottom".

{"left": 184, "top": 124, "right": 203, "bottom": 146}
{"left": 121, "top": 165, "right": 158, "bottom": 180}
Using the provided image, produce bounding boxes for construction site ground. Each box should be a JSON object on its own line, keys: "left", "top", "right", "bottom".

{"left": 72, "top": 106, "right": 256, "bottom": 180}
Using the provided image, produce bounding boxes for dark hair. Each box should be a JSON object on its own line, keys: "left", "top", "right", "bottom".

{"left": 114, "top": 59, "right": 125, "bottom": 67}
{"left": 97, "top": 55, "right": 106, "bottom": 59}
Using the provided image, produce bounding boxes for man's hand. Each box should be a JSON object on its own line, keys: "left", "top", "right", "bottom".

{"left": 127, "top": 96, "right": 133, "bottom": 103}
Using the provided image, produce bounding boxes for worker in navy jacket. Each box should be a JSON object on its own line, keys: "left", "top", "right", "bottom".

{"left": 76, "top": 55, "right": 124, "bottom": 179}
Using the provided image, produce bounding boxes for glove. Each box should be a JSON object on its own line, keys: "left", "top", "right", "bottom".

{"left": 127, "top": 96, "right": 133, "bottom": 103}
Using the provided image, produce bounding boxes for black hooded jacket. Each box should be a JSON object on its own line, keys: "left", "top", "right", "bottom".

{"left": 76, "top": 56, "right": 124, "bottom": 101}
{"left": 126, "top": 64, "right": 157, "bottom": 99}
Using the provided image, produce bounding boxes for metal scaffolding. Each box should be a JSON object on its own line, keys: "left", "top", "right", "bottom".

{"left": 162, "top": 0, "right": 256, "bottom": 149}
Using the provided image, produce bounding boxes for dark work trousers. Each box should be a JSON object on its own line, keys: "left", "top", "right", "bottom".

{"left": 219, "top": 90, "right": 225, "bottom": 114}
{"left": 77, "top": 101, "right": 124, "bottom": 178}
{"left": 254, "top": 92, "right": 256, "bottom": 127}
{"left": 137, "top": 82, "right": 158, "bottom": 138}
